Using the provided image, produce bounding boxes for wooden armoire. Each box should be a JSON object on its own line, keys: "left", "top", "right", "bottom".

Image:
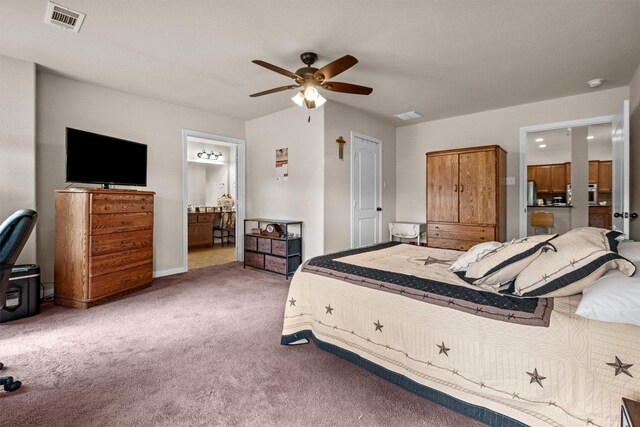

{"left": 426, "top": 145, "right": 506, "bottom": 250}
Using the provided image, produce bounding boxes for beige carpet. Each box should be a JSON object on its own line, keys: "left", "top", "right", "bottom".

{"left": 0, "top": 262, "right": 482, "bottom": 427}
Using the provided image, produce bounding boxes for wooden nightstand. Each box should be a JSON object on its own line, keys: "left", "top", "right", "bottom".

{"left": 622, "top": 398, "right": 640, "bottom": 427}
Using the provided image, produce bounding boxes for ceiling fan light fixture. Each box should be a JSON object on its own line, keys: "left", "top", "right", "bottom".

{"left": 292, "top": 91, "right": 305, "bottom": 106}
{"left": 313, "top": 93, "right": 326, "bottom": 107}
{"left": 304, "top": 86, "right": 319, "bottom": 101}
{"left": 292, "top": 91, "right": 325, "bottom": 109}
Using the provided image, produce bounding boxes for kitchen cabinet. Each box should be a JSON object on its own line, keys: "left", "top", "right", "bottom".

{"left": 426, "top": 145, "right": 506, "bottom": 250}
{"left": 589, "top": 161, "right": 599, "bottom": 184}
{"left": 565, "top": 162, "right": 571, "bottom": 185}
{"left": 534, "top": 165, "right": 551, "bottom": 193}
{"left": 589, "top": 206, "right": 611, "bottom": 229}
{"left": 550, "top": 164, "right": 566, "bottom": 193}
{"left": 598, "top": 160, "right": 612, "bottom": 192}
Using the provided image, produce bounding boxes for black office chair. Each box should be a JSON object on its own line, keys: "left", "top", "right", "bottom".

{"left": 0, "top": 209, "right": 37, "bottom": 392}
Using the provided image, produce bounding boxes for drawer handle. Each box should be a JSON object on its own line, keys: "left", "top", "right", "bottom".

{"left": 460, "top": 184, "right": 464, "bottom": 193}
{"left": 453, "top": 184, "right": 458, "bottom": 193}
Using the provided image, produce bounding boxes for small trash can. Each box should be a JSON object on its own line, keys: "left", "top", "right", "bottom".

{"left": 0, "top": 264, "right": 41, "bottom": 323}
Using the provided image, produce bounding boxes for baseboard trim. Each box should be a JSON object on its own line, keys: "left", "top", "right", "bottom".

{"left": 153, "top": 267, "right": 186, "bottom": 278}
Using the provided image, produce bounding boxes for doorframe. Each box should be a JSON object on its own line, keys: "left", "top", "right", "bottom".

{"left": 182, "top": 129, "right": 246, "bottom": 271}
{"left": 518, "top": 115, "right": 615, "bottom": 238}
{"left": 350, "top": 131, "right": 383, "bottom": 248}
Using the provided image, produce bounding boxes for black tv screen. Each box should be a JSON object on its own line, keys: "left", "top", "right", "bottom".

{"left": 65, "top": 128, "right": 147, "bottom": 188}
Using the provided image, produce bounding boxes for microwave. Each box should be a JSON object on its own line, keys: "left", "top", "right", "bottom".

{"left": 588, "top": 183, "right": 597, "bottom": 205}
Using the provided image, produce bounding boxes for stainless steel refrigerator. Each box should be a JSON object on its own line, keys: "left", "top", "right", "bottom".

{"left": 527, "top": 181, "right": 536, "bottom": 206}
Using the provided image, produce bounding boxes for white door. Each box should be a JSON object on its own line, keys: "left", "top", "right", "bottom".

{"left": 611, "top": 100, "right": 630, "bottom": 238}
{"left": 351, "top": 133, "right": 382, "bottom": 247}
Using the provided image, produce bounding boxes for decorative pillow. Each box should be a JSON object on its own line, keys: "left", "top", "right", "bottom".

{"left": 463, "top": 236, "right": 557, "bottom": 291}
{"left": 513, "top": 227, "right": 635, "bottom": 298}
{"left": 449, "top": 241, "right": 503, "bottom": 272}
{"left": 576, "top": 266, "right": 640, "bottom": 326}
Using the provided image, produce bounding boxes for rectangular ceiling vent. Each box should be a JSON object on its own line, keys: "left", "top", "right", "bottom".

{"left": 394, "top": 111, "right": 423, "bottom": 121}
{"left": 44, "top": 1, "right": 85, "bottom": 33}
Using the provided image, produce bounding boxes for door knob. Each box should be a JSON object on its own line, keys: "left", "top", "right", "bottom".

{"left": 631, "top": 213, "right": 639, "bottom": 220}
{"left": 614, "top": 212, "right": 623, "bottom": 218}
{"left": 376, "top": 207, "right": 382, "bottom": 212}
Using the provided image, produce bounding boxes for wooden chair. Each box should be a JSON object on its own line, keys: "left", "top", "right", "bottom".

{"left": 531, "top": 211, "right": 554, "bottom": 234}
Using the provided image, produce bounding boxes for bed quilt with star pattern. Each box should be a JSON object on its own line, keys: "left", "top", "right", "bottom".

{"left": 281, "top": 242, "right": 640, "bottom": 427}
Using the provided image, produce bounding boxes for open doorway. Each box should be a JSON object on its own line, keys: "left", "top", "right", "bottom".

{"left": 525, "top": 124, "right": 612, "bottom": 236}
{"left": 519, "top": 101, "right": 630, "bottom": 238}
{"left": 182, "top": 129, "right": 245, "bottom": 271}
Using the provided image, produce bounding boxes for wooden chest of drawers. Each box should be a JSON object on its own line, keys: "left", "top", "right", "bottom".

{"left": 54, "top": 189, "right": 155, "bottom": 308}
{"left": 427, "top": 223, "right": 496, "bottom": 251}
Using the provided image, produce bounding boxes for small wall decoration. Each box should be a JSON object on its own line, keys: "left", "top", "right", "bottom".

{"left": 276, "top": 148, "right": 288, "bottom": 181}
{"left": 336, "top": 136, "right": 346, "bottom": 160}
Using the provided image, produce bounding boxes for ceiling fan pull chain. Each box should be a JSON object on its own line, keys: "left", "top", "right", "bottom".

{"left": 308, "top": 111, "right": 311, "bottom": 123}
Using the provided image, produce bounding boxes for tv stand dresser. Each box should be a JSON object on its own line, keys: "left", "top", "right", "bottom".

{"left": 54, "top": 188, "right": 155, "bottom": 308}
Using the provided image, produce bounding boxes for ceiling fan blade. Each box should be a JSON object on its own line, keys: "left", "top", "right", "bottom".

{"left": 252, "top": 60, "right": 302, "bottom": 81}
{"left": 321, "top": 81, "right": 373, "bottom": 95}
{"left": 314, "top": 55, "right": 358, "bottom": 81}
{"left": 249, "top": 84, "right": 301, "bottom": 97}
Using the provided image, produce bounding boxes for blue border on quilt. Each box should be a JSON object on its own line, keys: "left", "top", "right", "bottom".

{"left": 282, "top": 331, "right": 527, "bottom": 427}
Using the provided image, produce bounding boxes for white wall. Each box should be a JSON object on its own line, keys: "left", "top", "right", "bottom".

{"left": 37, "top": 72, "right": 245, "bottom": 283}
{"left": 186, "top": 142, "right": 231, "bottom": 206}
{"left": 0, "top": 55, "right": 36, "bottom": 263}
{"left": 396, "top": 87, "right": 629, "bottom": 241}
{"left": 323, "top": 102, "right": 396, "bottom": 253}
{"left": 245, "top": 106, "right": 325, "bottom": 260}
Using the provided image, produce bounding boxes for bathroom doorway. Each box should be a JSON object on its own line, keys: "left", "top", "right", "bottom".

{"left": 182, "top": 129, "right": 245, "bottom": 271}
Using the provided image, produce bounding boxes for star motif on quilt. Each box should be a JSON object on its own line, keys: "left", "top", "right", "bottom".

{"left": 569, "top": 259, "right": 578, "bottom": 268}
{"left": 325, "top": 304, "right": 334, "bottom": 315}
{"left": 437, "top": 342, "right": 450, "bottom": 357}
{"left": 607, "top": 356, "right": 633, "bottom": 377}
{"left": 288, "top": 298, "right": 296, "bottom": 307}
{"left": 374, "top": 320, "right": 384, "bottom": 332}
{"left": 526, "top": 368, "right": 546, "bottom": 388}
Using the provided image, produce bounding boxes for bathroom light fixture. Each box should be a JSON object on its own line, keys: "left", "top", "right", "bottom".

{"left": 587, "top": 135, "right": 595, "bottom": 140}
{"left": 197, "top": 149, "right": 223, "bottom": 160}
{"left": 535, "top": 138, "right": 544, "bottom": 142}
{"left": 538, "top": 144, "right": 547, "bottom": 148}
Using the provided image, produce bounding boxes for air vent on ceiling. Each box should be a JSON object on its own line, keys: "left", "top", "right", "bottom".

{"left": 44, "top": 1, "right": 85, "bottom": 33}
{"left": 394, "top": 111, "right": 423, "bottom": 121}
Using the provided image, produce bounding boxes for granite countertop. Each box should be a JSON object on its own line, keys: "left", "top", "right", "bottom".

{"left": 528, "top": 204, "right": 573, "bottom": 208}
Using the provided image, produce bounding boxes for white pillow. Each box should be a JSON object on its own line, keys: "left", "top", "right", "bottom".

{"left": 449, "top": 241, "right": 502, "bottom": 272}
{"left": 575, "top": 266, "right": 640, "bottom": 326}
{"left": 617, "top": 240, "right": 640, "bottom": 262}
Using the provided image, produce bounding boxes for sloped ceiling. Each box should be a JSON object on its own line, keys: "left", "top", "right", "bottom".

{"left": 1, "top": 0, "right": 639, "bottom": 125}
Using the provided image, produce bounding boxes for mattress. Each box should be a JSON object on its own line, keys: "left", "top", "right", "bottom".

{"left": 281, "top": 242, "right": 640, "bottom": 427}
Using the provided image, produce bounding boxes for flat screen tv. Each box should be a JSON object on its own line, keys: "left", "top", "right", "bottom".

{"left": 65, "top": 127, "right": 147, "bottom": 189}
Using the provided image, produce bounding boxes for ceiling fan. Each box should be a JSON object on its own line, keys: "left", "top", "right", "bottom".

{"left": 249, "top": 52, "right": 373, "bottom": 109}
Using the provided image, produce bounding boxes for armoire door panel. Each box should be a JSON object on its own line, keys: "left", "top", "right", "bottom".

{"left": 426, "top": 154, "right": 459, "bottom": 223}
{"left": 458, "top": 150, "right": 496, "bottom": 225}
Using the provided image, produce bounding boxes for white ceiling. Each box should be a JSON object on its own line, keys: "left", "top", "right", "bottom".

{"left": 526, "top": 123, "right": 612, "bottom": 164}
{"left": 1, "top": 0, "right": 639, "bottom": 125}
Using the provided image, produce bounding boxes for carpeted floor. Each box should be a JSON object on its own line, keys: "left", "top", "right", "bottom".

{"left": 1, "top": 262, "right": 483, "bottom": 427}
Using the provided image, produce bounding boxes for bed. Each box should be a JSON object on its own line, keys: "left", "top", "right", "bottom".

{"left": 281, "top": 228, "right": 640, "bottom": 427}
